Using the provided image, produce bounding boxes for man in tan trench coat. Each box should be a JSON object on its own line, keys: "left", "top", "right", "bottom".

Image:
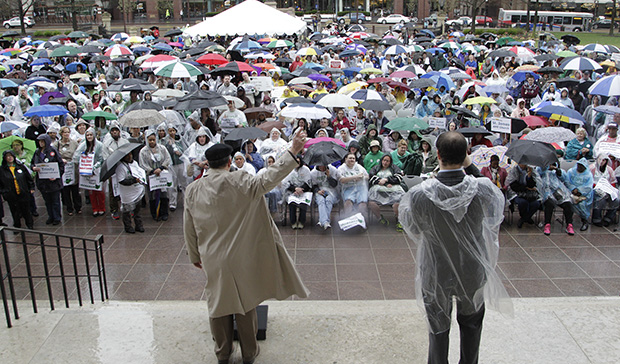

{"left": 184, "top": 129, "right": 309, "bottom": 364}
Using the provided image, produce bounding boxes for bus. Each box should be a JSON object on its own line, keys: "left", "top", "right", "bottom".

{"left": 497, "top": 9, "right": 593, "bottom": 32}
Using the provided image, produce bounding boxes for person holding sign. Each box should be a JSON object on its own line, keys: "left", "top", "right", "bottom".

{"left": 282, "top": 157, "right": 312, "bottom": 229}
{"left": 32, "top": 134, "right": 65, "bottom": 225}
{"left": 54, "top": 126, "right": 81, "bottom": 216}
{"left": 0, "top": 150, "right": 34, "bottom": 230}
{"left": 139, "top": 131, "right": 172, "bottom": 222}
{"left": 74, "top": 128, "right": 105, "bottom": 217}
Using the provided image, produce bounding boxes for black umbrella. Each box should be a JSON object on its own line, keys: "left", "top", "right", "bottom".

{"left": 108, "top": 79, "right": 157, "bottom": 92}
{"left": 320, "top": 67, "right": 343, "bottom": 74}
{"left": 555, "top": 77, "right": 580, "bottom": 88}
{"left": 413, "top": 37, "right": 433, "bottom": 43}
{"left": 48, "top": 96, "right": 75, "bottom": 105}
{"left": 173, "top": 89, "right": 227, "bottom": 110}
{"left": 379, "top": 38, "right": 402, "bottom": 46}
{"left": 30, "top": 70, "right": 60, "bottom": 79}
{"left": 505, "top": 139, "right": 559, "bottom": 167}
{"left": 479, "top": 33, "right": 498, "bottom": 40}
{"left": 291, "top": 68, "right": 315, "bottom": 77}
{"left": 224, "top": 127, "right": 267, "bottom": 141}
{"left": 359, "top": 99, "right": 391, "bottom": 111}
{"left": 164, "top": 29, "right": 184, "bottom": 37}
{"left": 449, "top": 106, "right": 478, "bottom": 118}
{"left": 91, "top": 55, "right": 110, "bottom": 62}
{"left": 49, "top": 35, "right": 70, "bottom": 42}
{"left": 1, "top": 30, "right": 19, "bottom": 38}
{"left": 274, "top": 57, "right": 292, "bottom": 64}
{"left": 77, "top": 79, "right": 98, "bottom": 87}
{"left": 99, "top": 143, "right": 144, "bottom": 182}
{"left": 303, "top": 141, "right": 347, "bottom": 166}
{"left": 281, "top": 97, "right": 314, "bottom": 105}
{"left": 457, "top": 127, "right": 493, "bottom": 138}
{"left": 537, "top": 66, "right": 563, "bottom": 73}
{"left": 561, "top": 34, "right": 580, "bottom": 46}
{"left": 578, "top": 81, "right": 594, "bottom": 95}
{"left": 488, "top": 49, "right": 516, "bottom": 58}
{"left": 123, "top": 100, "right": 164, "bottom": 113}
{"left": 179, "top": 47, "right": 205, "bottom": 58}
{"left": 310, "top": 33, "right": 327, "bottom": 41}
{"left": 410, "top": 78, "right": 435, "bottom": 89}
{"left": 110, "top": 57, "right": 132, "bottom": 63}
{"left": 450, "top": 58, "right": 466, "bottom": 70}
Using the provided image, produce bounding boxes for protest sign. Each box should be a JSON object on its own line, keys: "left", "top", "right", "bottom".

{"left": 79, "top": 170, "right": 103, "bottom": 191}
{"left": 148, "top": 170, "right": 174, "bottom": 191}
{"left": 489, "top": 117, "right": 512, "bottom": 134}
{"left": 37, "top": 162, "right": 60, "bottom": 179}
{"left": 62, "top": 163, "right": 76, "bottom": 186}
{"left": 79, "top": 153, "right": 94, "bottom": 176}
{"left": 250, "top": 76, "right": 273, "bottom": 92}
{"left": 427, "top": 117, "right": 446, "bottom": 129}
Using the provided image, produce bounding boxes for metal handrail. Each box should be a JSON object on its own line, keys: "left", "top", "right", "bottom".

{"left": 0, "top": 227, "right": 107, "bottom": 328}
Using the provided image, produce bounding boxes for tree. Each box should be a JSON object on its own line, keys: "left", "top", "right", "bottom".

{"left": 462, "top": 0, "right": 486, "bottom": 33}
{"left": 610, "top": 0, "right": 617, "bottom": 36}
{"left": 117, "top": 0, "right": 137, "bottom": 33}
{"left": 16, "top": 0, "right": 35, "bottom": 35}
{"left": 67, "top": 0, "right": 96, "bottom": 31}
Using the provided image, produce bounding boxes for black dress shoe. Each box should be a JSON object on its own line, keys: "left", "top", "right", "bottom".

{"left": 135, "top": 226, "right": 145, "bottom": 233}
{"left": 125, "top": 227, "right": 135, "bottom": 234}
{"left": 517, "top": 219, "right": 524, "bottom": 228}
{"left": 217, "top": 360, "right": 229, "bottom": 364}
{"left": 31, "top": 211, "right": 39, "bottom": 217}
{"left": 52, "top": 220, "right": 60, "bottom": 225}
{"left": 580, "top": 222, "right": 589, "bottom": 231}
{"left": 45, "top": 219, "right": 53, "bottom": 225}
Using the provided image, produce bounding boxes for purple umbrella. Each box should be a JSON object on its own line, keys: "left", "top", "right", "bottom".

{"left": 40, "top": 91, "right": 66, "bottom": 105}
{"left": 308, "top": 73, "right": 331, "bottom": 83}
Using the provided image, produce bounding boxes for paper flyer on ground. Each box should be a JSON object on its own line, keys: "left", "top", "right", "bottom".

{"left": 338, "top": 213, "right": 367, "bottom": 231}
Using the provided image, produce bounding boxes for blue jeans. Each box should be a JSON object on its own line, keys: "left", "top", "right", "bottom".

{"left": 41, "top": 190, "right": 62, "bottom": 222}
{"left": 315, "top": 193, "right": 338, "bottom": 225}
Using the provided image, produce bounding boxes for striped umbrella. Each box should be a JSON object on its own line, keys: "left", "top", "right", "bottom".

{"left": 104, "top": 44, "right": 132, "bottom": 57}
{"left": 140, "top": 54, "right": 178, "bottom": 69}
{"left": 111, "top": 33, "right": 129, "bottom": 42}
{"left": 350, "top": 32, "right": 370, "bottom": 39}
{"left": 154, "top": 61, "right": 203, "bottom": 78}
{"left": 582, "top": 43, "right": 609, "bottom": 53}
{"left": 407, "top": 45, "right": 424, "bottom": 52}
{"left": 441, "top": 41, "right": 461, "bottom": 51}
{"left": 153, "top": 43, "right": 173, "bottom": 52}
{"left": 385, "top": 44, "right": 407, "bottom": 55}
{"left": 266, "top": 39, "right": 293, "bottom": 48}
{"left": 560, "top": 56, "right": 603, "bottom": 71}
{"left": 346, "top": 43, "right": 367, "bottom": 54}
{"left": 470, "top": 146, "right": 514, "bottom": 172}
{"left": 533, "top": 103, "right": 586, "bottom": 125}
{"left": 588, "top": 74, "right": 620, "bottom": 97}
{"left": 509, "top": 46, "right": 535, "bottom": 61}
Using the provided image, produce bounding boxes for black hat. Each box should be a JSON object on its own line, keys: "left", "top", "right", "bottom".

{"left": 205, "top": 143, "right": 233, "bottom": 162}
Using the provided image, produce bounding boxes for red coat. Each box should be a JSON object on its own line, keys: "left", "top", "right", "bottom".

{"left": 332, "top": 117, "right": 353, "bottom": 133}
{"left": 481, "top": 166, "right": 508, "bottom": 189}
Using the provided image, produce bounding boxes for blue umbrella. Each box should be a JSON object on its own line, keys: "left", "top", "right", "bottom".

{"left": 65, "top": 62, "right": 87, "bottom": 73}
{"left": 339, "top": 49, "right": 361, "bottom": 58}
{"left": 420, "top": 29, "right": 435, "bottom": 38}
{"left": 350, "top": 89, "right": 387, "bottom": 102}
{"left": 24, "top": 76, "right": 53, "bottom": 85}
{"left": 0, "top": 79, "right": 18, "bottom": 88}
{"left": 302, "top": 62, "right": 324, "bottom": 71}
{"left": 132, "top": 46, "right": 151, "bottom": 54}
{"left": 31, "top": 58, "right": 53, "bottom": 66}
{"left": 588, "top": 74, "right": 620, "bottom": 97}
{"left": 594, "top": 105, "right": 620, "bottom": 115}
{"left": 533, "top": 104, "right": 586, "bottom": 125}
{"left": 23, "top": 105, "right": 69, "bottom": 117}
{"left": 153, "top": 43, "right": 173, "bottom": 52}
{"left": 511, "top": 71, "right": 540, "bottom": 83}
{"left": 342, "top": 67, "right": 361, "bottom": 77}
{"left": 234, "top": 39, "right": 261, "bottom": 51}
{"left": 426, "top": 47, "right": 446, "bottom": 55}
{"left": 420, "top": 71, "right": 455, "bottom": 90}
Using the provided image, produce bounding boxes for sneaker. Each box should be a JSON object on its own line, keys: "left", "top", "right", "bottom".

{"left": 170, "top": 206, "right": 176, "bottom": 212}
{"left": 317, "top": 221, "right": 323, "bottom": 228}
{"left": 298, "top": 221, "right": 304, "bottom": 229}
{"left": 291, "top": 221, "right": 298, "bottom": 229}
{"left": 378, "top": 215, "right": 389, "bottom": 226}
{"left": 580, "top": 222, "right": 589, "bottom": 231}
{"left": 323, "top": 222, "right": 331, "bottom": 230}
{"left": 566, "top": 223, "right": 575, "bottom": 236}
{"left": 543, "top": 223, "right": 551, "bottom": 235}
{"left": 112, "top": 212, "right": 120, "bottom": 220}
{"left": 396, "top": 222, "right": 404, "bottom": 232}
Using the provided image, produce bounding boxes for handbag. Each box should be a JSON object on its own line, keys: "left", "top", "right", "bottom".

{"left": 517, "top": 189, "right": 538, "bottom": 202}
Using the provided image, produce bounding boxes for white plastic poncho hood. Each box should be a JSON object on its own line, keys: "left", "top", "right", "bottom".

{"left": 398, "top": 175, "right": 513, "bottom": 334}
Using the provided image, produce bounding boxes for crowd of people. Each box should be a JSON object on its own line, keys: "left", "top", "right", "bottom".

{"left": 0, "top": 22, "right": 617, "bottom": 237}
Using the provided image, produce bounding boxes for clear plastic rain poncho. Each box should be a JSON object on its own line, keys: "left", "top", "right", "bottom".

{"left": 399, "top": 175, "right": 513, "bottom": 334}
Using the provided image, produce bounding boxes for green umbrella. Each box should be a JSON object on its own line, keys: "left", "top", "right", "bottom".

{"left": 82, "top": 111, "right": 118, "bottom": 120}
{"left": 0, "top": 136, "right": 36, "bottom": 165}
{"left": 383, "top": 117, "right": 429, "bottom": 131}
{"left": 67, "top": 31, "right": 89, "bottom": 39}
{"left": 556, "top": 50, "right": 578, "bottom": 58}
{"left": 50, "top": 46, "right": 79, "bottom": 57}
{"left": 496, "top": 37, "right": 516, "bottom": 47}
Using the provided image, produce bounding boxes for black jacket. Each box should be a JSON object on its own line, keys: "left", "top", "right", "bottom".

{"left": 0, "top": 151, "right": 34, "bottom": 200}
{"left": 31, "top": 134, "right": 65, "bottom": 193}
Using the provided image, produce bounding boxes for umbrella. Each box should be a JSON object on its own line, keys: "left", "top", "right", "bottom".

{"left": 449, "top": 106, "right": 478, "bottom": 118}
{"left": 409, "top": 78, "right": 435, "bottom": 89}
{"left": 140, "top": 54, "right": 177, "bottom": 69}
{"left": 65, "top": 62, "right": 87, "bottom": 73}
{"left": 82, "top": 111, "right": 118, "bottom": 121}
{"left": 99, "top": 143, "right": 144, "bottom": 182}
{"left": 359, "top": 99, "right": 391, "bottom": 111}
{"left": 288, "top": 76, "right": 313, "bottom": 85}
{"left": 556, "top": 50, "right": 578, "bottom": 58}
{"left": 0, "top": 31, "right": 19, "bottom": 38}
{"left": 123, "top": 101, "right": 164, "bottom": 113}
{"left": 108, "top": 79, "right": 157, "bottom": 92}
{"left": 69, "top": 73, "right": 89, "bottom": 80}
{"left": 588, "top": 74, "right": 620, "bottom": 97}
{"left": 0, "top": 79, "right": 18, "bottom": 88}
{"left": 154, "top": 61, "right": 203, "bottom": 78}
{"left": 560, "top": 57, "right": 603, "bottom": 71}
{"left": 68, "top": 31, "right": 89, "bottom": 39}
{"left": 266, "top": 39, "right": 293, "bottom": 48}
{"left": 164, "top": 29, "right": 184, "bottom": 37}
{"left": 594, "top": 105, "right": 620, "bottom": 115}
{"left": 111, "top": 33, "right": 129, "bottom": 42}
{"left": 487, "top": 49, "right": 515, "bottom": 58}
{"left": 280, "top": 104, "right": 331, "bottom": 119}
{"left": 390, "top": 70, "right": 416, "bottom": 79}
{"left": 23, "top": 105, "right": 68, "bottom": 117}
{"left": 316, "top": 94, "right": 358, "bottom": 108}
{"left": 256, "top": 121, "right": 286, "bottom": 133}
{"left": 307, "top": 73, "right": 331, "bottom": 83}
{"left": 534, "top": 104, "right": 585, "bottom": 125}
{"left": 463, "top": 96, "right": 497, "bottom": 105}
{"left": 39, "top": 91, "right": 66, "bottom": 105}
{"left": 210, "top": 61, "right": 255, "bottom": 75}
{"left": 506, "top": 139, "right": 559, "bottom": 168}
{"left": 385, "top": 45, "right": 408, "bottom": 55}
{"left": 281, "top": 97, "right": 315, "bottom": 105}
{"left": 522, "top": 115, "right": 550, "bottom": 128}
{"left": 350, "top": 89, "right": 386, "bottom": 102}
{"left": 534, "top": 54, "right": 559, "bottom": 62}
{"left": 296, "top": 47, "right": 322, "bottom": 56}
{"left": 224, "top": 127, "right": 267, "bottom": 141}
{"left": 77, "top": 45, "right": 102, "bottom": 54}
{"left": 196, "top": 53, "right": 227, "bottom": 65}
{"left": 304, "top": 137, "right": 346, "bottom": 148}
{"left": 0, "top": 121, "right": 28, "bottom": 134}
{"left": 49, "top": 46, "right": 79, "bottom": 57}
{"left": 0, "top": 136, "right": 36, "bottom": 163}
{"left": 583, "top": 43, "right": 609, "bottom": 53}
{"left": 555, "top": 77, "right": 580, "bottom": 88}
{"left": 561, "top": 34, "right": 580, "bottom": 46}
{"left": 152, "top": 88, "right": 186, "bottom": 98}
{"left": 174, "top": 89, "right": 227, "bottom": 110}
{"left": 244, "top": 107, "right": 273, "bottom": 119}
{"left": 303, "top": 141, "right": 347, "bottom": 166}
{"left": 482, "top": 85, "right": 508, "bottom": 95}
{"left": 119, "top": 109, "right": 166, "bottom": 128}
{"left": 470, "top": 146, "right": 513, "bottom": 171}
{"left": 457, "top": 127, "right": 493, "bottom": 138}
{"left": 537, "top": 66, "right": 563, "bottom": 74}
{"left": 524, "top": 127, "right": 577, "bottom": 144}
{"left": 91, "top": 55, "right": 110, "bottom": 62}
{"left": 360, "top": 67, "right": 382, "bottom": 75}
{"left": 383, "top": 117, "right": 429, "bottom": 131}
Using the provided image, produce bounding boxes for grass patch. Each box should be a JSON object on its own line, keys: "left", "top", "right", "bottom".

{"left": 551, "top": 31, "right": 620, "bottom": 47}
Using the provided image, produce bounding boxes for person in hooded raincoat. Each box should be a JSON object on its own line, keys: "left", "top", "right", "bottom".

{"left": 398, "top": 131, "right": 511, "bottom": 364}
{"left": 566, "top": 157, "right": 594, "bottom": 231}
{"left": 0, "top": 150, "right": 34, "bottom": 230}
{"left": 32, "top": 134, "right": 65, "bottom": 225}
{"left": 184, "top": 133, "right": 309, "bottom": 364}
{"left": 589, "top": 155, "right": 618, "bottom": 227}
{"left": 415, "top": 96, "right": 433, "bottom": 118}
{"left": 259, "top": 128, "right": 287, "bottom": 158}
{"left": 536, "top": 163, "right": 575, "bottom": 235}
{"left": 183, "top": 126, "right": 215, "bottom": 179}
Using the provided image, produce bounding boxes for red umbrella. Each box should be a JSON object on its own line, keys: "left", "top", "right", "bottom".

{"left": 522, "top": 115, "right": 549, "bottom": 127}
{"left": 304, "top": 136, "right": 346, "bottom": 148}
{"left": 196, "top": 53, "right": 227, "bottom": 65}
{"left": 367, "top": 77, "right": 392, "bottom": 84}
{"left": 212, "top": 61, "right": 256, "bottom": 73}
{"left": 387, "top": 81, "right": 411, "bottom": 91}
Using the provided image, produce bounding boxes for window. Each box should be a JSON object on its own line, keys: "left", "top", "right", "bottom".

{"left": 573, "top": 17, "right": 582, "bottom": 25}
{"left": 511, "top": 15, "right": 520, "bottom": 23}
{"left": 553, "top": 17, "right": 563, "bottom": 24}
{"left": 563, "top": 17, "right": 572, "bottom": 25}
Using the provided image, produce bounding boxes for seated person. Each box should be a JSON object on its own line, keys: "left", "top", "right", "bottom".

{"left": 368, "top": 155, "right": 405, "bottom": 232}
{"left": 363, "top": 140, "right": 384, "bottom": 172}
{"left": 257, "top": 155, "right": 283, "bottom": 217}
{"left": 481, "top": 155, "right": 508, "bottom": 190}
{"left": 311, "top": 164, "right": 339, "bottom": 230}
{"left": 590, "top": 155, "right": 618, "bottom": 227}
{"left": 231, "top": 152, "right": 256, "bottom": 175}
{"left": 391, "top": 139, "right": 410, "bottom": 170}
{"left": 537, "top": 163, "right": 575, "bottom": 236}
{"left": 282, "top": 157, "right": 312, "bottom": 229}
{"left": 566, "top": 158, "right": 594, "bottom": 231}
{"left": 241, "top": 140, "right": 264, "bottom": 173}
{"left": 338, "top": 152, "right": 369, "bottom": 220}
{"left": 418, "top": 137, "right": 438, "bottom": 173}
{"left": 506, "top": 163, "right": 542, "bottom": 228}
{"left": 564, "top": 127, "right": 593, "bottom": 161}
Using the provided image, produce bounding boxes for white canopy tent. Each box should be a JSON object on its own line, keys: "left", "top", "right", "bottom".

{"left": 185, "top": 0, "right": 307, "bottom": 37}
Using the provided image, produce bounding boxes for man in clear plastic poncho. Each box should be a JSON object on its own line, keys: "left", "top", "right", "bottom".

{"left": 399, "top": 131, "right": 512, "bottom": 364}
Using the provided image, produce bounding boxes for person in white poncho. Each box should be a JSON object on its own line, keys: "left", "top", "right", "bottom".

{"left": 259, "top": 128, "right": 288, "bottom": 158}
{"left": 183, "top": 126, "right": 215, "bottom": 179}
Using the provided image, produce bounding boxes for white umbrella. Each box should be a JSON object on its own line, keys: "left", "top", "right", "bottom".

{"left": 280, "top": 104, "right": 331, "bottom": 119}
{"left": 316, "top": 94, "right": 358, "bottom": 108}
{"left": 159, "top": 110, "right": 186, "bottom": 127}
{"left": 524, "top": 127, "right": 577, "bottom": 144}
{"left": 152, "top": 88, "right": 186, "bottom": 98}
{"left": 30, "top": 81, "right": 55, "bottom": 90}
{"left": 288, "top": 77, "right": 313, "bottom": 85}
{"left": 560, "top": 56, "right": 603, "bottom": 71}
{"left": 119, "top": 109, "right": 166, "bottom": 128}
{"left": 214, "top": 96, "right": 245, "bottom": 110}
